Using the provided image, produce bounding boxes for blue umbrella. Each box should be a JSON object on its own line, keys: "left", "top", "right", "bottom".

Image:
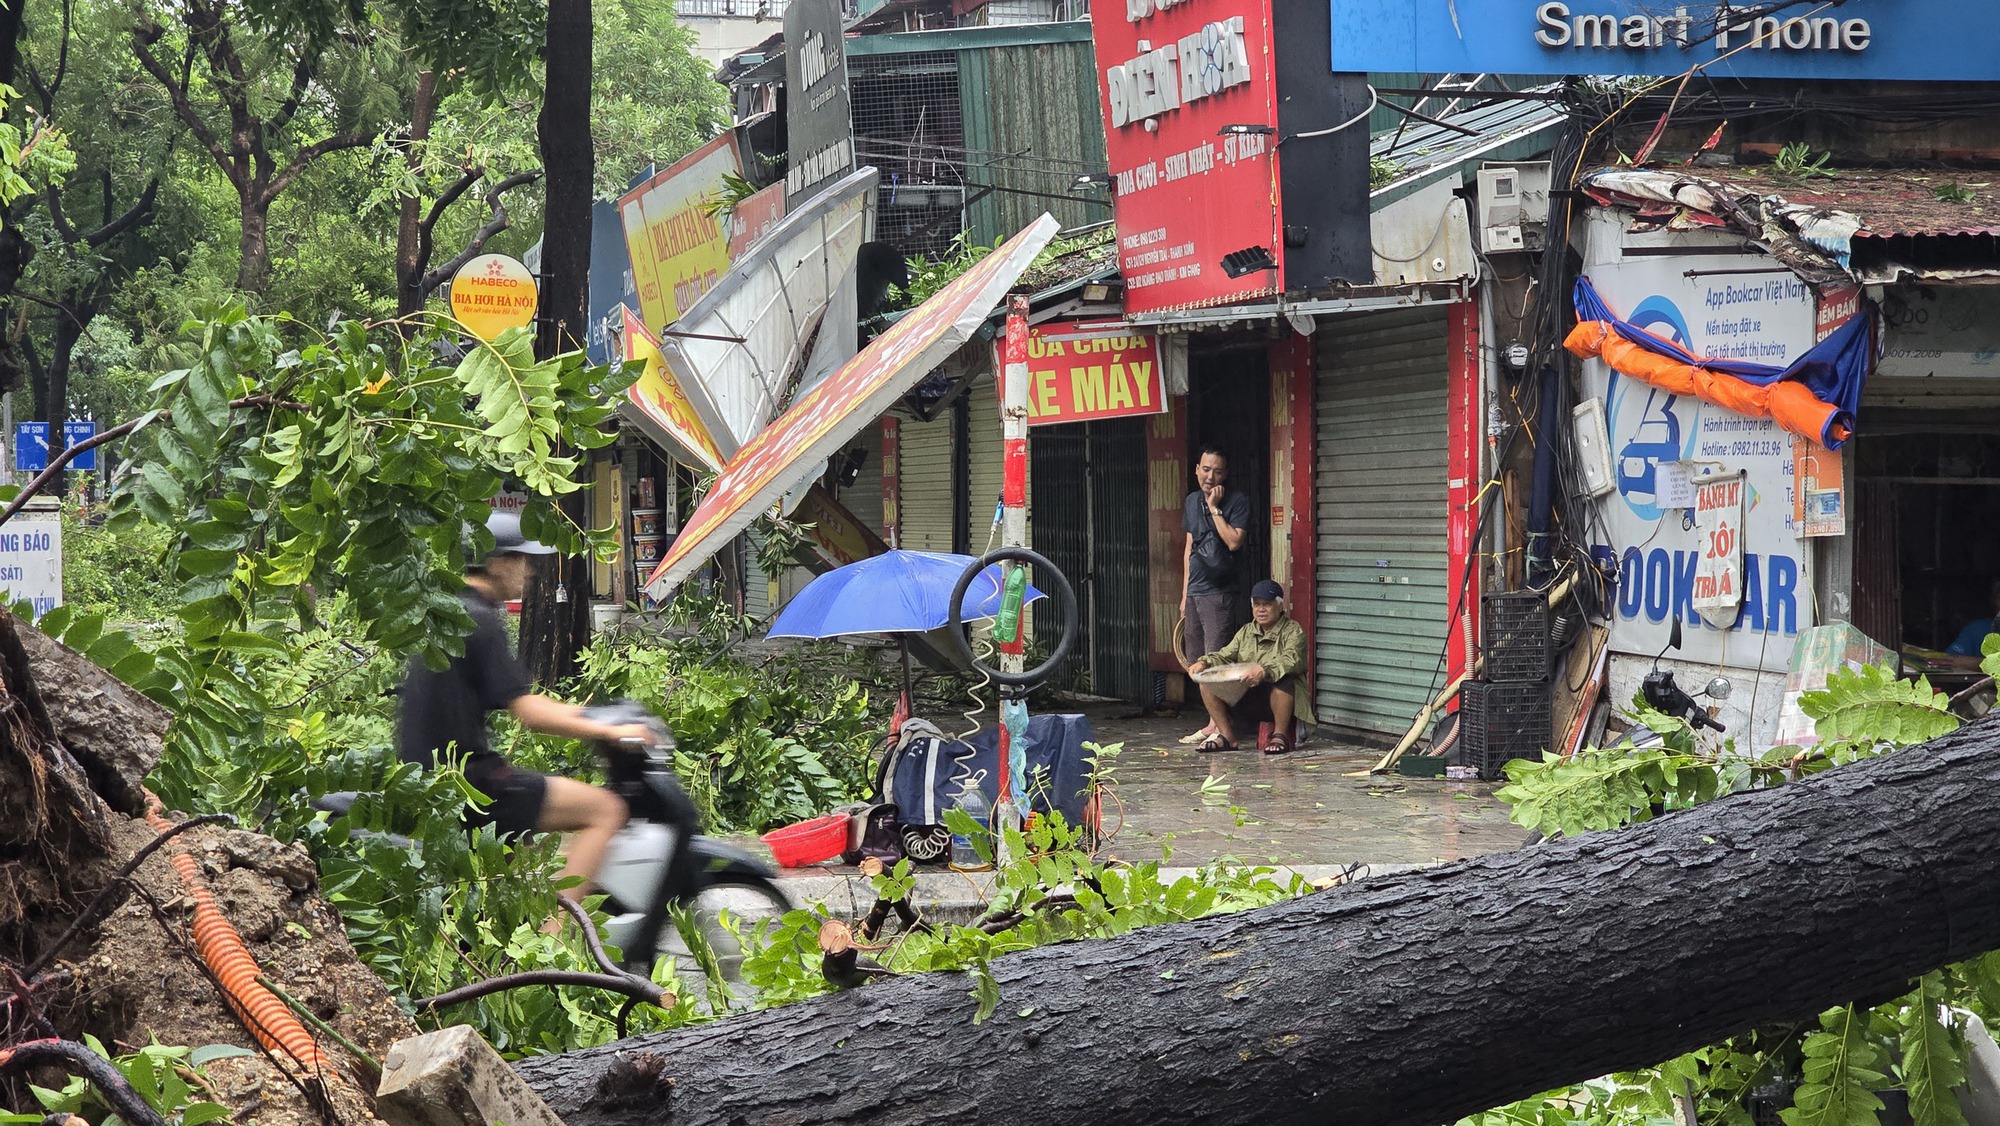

{"left": 767, "top": 550, "right": 1046, "bottom": 639}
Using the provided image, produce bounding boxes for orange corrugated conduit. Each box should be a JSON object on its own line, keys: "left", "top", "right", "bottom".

{"left": 142, "top": 795, "right": 332, "bottom": 1079}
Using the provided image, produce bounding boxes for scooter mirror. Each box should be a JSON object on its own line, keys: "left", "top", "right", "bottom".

{"left": 1704, "top": 676, "right": 1733, "bottom": 701}
{"left": 1669, "top": 618, "right": 1683, "bottom": 652}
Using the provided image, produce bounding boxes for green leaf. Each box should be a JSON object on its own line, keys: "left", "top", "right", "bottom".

{"left": 189, "top": 1044, "right": 260, "bottom": 1067}
{"left": 1900, "top": 974, "right": 1970, "bottom": 1126}
{"left": 181, "top": 1102, "right": 233, "bottom": 1126}
{"left": 968, "top": 962, "right": 1000, "bottom": 1024}
{"left": 1801, "top": 664, "right": 1960, "bottom": 760}
{"left": 1782, "top": 1005, "right": 1891, "bottom": 1126}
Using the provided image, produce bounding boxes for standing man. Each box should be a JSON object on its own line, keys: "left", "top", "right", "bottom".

{"left": 1179, "top": 444, "right": 1254, "bottom": 745}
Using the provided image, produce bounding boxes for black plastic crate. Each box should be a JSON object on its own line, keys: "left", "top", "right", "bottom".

{"left": 1460, "top": 679, "right": 1552, "bottom": 781}
{"left": 1482, "top": 591, "right": 1552, "bottom": 683}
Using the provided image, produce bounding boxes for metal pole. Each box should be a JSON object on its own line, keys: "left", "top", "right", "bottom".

{"left": 996, "top": 294, "right": 1031, "bottom": 856}
{"left": 3, "top": 391, "right": 12, "bottom": 486}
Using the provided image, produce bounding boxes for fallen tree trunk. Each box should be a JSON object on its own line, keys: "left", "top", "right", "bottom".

{"left": 518, "top": 717, "right": 2000, "bottom": 1126}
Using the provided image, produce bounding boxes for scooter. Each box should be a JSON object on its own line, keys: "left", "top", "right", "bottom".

{"left": 1629, "top": 618, "right": 1734, "bottom": 745}
{"left": 580, "top": 701, "right": 790, "bottom": 979}
{"left": 313, "top": 701, "right": 789, "bottom": 980}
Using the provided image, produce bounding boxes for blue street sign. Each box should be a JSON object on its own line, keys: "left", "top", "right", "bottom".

{"left": 14, "top": 422, "right": 48, "bottom": 473}
{"left": 1324, "top": 0, "right": 2000, "bottom": 83}
{"left": 63, "top": 420, "right": 97, "bottom": 471}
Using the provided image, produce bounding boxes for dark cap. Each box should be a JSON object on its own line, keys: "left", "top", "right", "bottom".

{"left": 1250, "top": 579, "right": 1284, "bottom": 601}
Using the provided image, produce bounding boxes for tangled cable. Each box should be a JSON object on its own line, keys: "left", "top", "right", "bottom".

{"left": 141, "top": 796, "right": 332, "bottom": 1080}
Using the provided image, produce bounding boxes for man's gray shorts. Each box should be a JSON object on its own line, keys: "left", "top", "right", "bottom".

{"left": 1183, "top": 592, "right": 1238, "bottom": 664}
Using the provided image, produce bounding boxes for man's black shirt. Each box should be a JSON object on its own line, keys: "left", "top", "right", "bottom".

{"left": 1183, "top": 489, "right": 1254, "bottom": 595}
{"left": 396, "top": 589, "right": 531, "bottom": 773}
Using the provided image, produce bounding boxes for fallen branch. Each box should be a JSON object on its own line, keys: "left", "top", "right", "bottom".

{"left": 0, "top": 1039, "right": 171, "bottom": 1126}
{"left": 413, "top": 970, "right": 668, "bottom": 1015}
{"left": 518, "top": 717, "right": 2000, "bottom": 1126}
{"left": 0, "top": 395, "right": 307, "bottom": 528}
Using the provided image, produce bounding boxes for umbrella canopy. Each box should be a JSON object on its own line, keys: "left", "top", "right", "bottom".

{"left": 768, "top": 550, "right": 1047, "bottom": 639}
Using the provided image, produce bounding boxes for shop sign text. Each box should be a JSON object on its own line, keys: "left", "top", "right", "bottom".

{"left": 1326, "top": 0, "right": 1991, "bottom": 82}
{"left": 1021, "top": 323, "right": 1165, "bottom": 426}
{"left": 1091, "top": 0, "right": 1281, "bottom": 313}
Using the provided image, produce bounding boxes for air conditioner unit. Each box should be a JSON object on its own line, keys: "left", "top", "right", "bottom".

{"left": 1477, "top": 161, "right": 1552, "bottom": 254}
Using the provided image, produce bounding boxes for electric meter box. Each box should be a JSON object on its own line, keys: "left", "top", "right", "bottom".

{"left": 1477, "top": 161, "right": 1552, "bottom": 253}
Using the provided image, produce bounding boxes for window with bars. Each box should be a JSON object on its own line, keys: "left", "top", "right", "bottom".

{"left": 675, "top": 0, "right": 790, "bottom": 17}
{"left": 849, "top": 51, "right": 970, "bottom": 260}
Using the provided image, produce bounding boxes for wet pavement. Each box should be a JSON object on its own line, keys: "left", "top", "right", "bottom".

{"left": 1079, "top": 705, "right": 1527, "bottom": 868}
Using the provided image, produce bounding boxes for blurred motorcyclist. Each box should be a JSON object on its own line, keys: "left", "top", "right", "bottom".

{"left": 396, "top": 511, "right": 654, "bottom": 908}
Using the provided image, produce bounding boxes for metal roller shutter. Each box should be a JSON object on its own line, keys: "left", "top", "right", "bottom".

{"left": 1313, "top": 307, "right": 1451, "bottom": 737}
{"left": 965, "top": 388, "right": 1007, "bottom": 554}
{"left": 898, "top": 414, "right": 956, "bottom": 552}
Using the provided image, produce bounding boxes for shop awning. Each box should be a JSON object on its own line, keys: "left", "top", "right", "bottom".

{"left": 1580, "top": 167, "right": 2000, "bottom": 286}
{"left": 643, "top": 214, "right": 1060, "bottom": 597}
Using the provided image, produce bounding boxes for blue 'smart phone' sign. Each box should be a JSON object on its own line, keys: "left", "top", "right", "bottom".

{"left": 1326, "top": 0, "right": 2000, "bottom": 82}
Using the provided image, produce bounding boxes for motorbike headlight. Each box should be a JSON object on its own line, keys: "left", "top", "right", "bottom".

{"left": 1704, "top": 676, "right": 1733, "bottom": 701}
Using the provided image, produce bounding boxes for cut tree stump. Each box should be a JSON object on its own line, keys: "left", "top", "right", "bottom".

{"left": 378, "top": 1025, "right": 568, "bottom": 1126}
{"left": 517, "top": 717, "right": 2000, "bottom": 1126}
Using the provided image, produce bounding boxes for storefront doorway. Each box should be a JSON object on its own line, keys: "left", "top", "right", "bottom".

{"left": 1031, "top": 417, "right": 1152, "bottom": 701}
{"left": 1850, "top": 420, "right": 2000, "bottom": 693}
{"left": 1186, "top": 342, "right": 1273, "bottom": 630}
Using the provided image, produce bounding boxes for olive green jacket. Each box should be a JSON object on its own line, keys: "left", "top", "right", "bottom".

{"left": 1199, "top": 615, "right": 1315, "bottom": 726}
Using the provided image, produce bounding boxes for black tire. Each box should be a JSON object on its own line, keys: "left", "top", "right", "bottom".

{"left": 944, "top": 548, "right": 1079, "bottom": 690}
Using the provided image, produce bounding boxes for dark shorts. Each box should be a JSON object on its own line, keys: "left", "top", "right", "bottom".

{"left": 1229, "top": 679, "right": 1300, "bottom": 724}
{"left": 464, "top": 755, "right": 550, "bottom": 839}
{"left": 1183, "top": 592, "right": 1237, "bottom": 664}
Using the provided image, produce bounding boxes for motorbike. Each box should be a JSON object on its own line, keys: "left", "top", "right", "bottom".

{"left": 1627, "top": 618, "right": 1734, "bottom": 746}
{"left": 313, "top": 701, "right": 789, "bottom": 981}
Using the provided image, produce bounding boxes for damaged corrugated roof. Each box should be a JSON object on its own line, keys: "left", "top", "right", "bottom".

{"left": 1581, "top": 166, "right": 2000, "bottom": 285}
{"left": 1371, "top": 90, "right": 1571, "bottom": 207}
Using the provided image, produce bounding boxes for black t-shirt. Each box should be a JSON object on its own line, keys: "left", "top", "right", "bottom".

{"left": 1184, "top": 489, "right": 1254, "bottom": 595}
{"left": 396, "top": 590, "right": 531, "bottom": 772}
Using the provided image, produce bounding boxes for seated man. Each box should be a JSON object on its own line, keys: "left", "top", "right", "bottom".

{"left": 1187, "top": 579, "right": 1315, "bottom": 755}
{"left": 1945, "top": 579, "right": 2000, "bottom": 657}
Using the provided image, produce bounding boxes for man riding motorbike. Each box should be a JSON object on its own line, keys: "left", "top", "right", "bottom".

{"left": 395, "top": 511, "right": 654, "bottom": 909}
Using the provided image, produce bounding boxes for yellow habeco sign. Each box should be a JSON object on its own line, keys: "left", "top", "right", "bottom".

{"left": 449, "top": 254, "right": 539, "bottom": 341}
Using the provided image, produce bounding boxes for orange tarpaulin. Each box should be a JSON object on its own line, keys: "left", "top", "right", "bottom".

{"left": 1564, "top": 319, "right": 1851, "bottom": 447}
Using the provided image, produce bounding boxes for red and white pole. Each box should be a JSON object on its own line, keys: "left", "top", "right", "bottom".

{"left": 996, "top": 294, "right": 1031, "bottom": 849}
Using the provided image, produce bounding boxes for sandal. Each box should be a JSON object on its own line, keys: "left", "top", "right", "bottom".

{"left": 1197, "top": 734, "right": 1235, "bottom": 754}
{"left": 1263, "top": 734, "right": 1292, "bottom": 756}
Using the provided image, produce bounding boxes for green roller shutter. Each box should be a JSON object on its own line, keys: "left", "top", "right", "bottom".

{"left": 1313, "top": 306, "right": 1451, "bottom": 738}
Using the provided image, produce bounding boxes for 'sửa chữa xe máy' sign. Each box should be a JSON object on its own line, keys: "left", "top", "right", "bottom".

{"left": 1325, "top": 0, "right": 1998, "bottom": 82}
{"left": 617, "top": 135, "right": 740, "bottom": 334}
{"left": 1021, "top": 322, "right": 1165, "bottom": 425}
{"left": 1091, "top": 0, "right": 1282, "bottom": 314}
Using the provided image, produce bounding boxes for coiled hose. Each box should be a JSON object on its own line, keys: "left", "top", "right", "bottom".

{"left": 142, "top": 798, "right": 332, "bottom": 1079}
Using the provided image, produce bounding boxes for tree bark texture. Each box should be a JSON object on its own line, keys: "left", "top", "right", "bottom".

{"left": 10, "top": 618, "right": 168, "bottom": 816}
{"left": 395, "top": 70, "right": 440, "bottom": 319}
{"left": 518, "top": 0, "right": 594, "bottom": 687}
{"left": 518, "top": 717, "right": 2000, "bottom": 1126}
